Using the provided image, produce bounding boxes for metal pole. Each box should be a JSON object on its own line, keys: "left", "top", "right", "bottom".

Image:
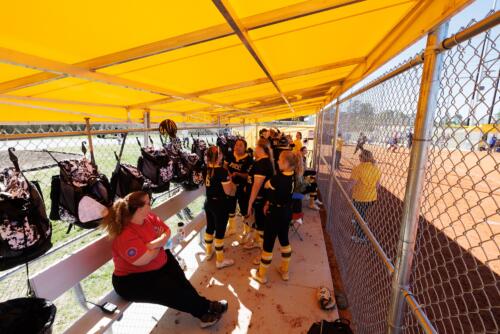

{"left": 387, "top": 22, "right": 448, "bottom": 334}
{"left": 326, "top": 101, "right": 341, "bottom": 225}
{"left": 84, "top": 117, "right": 96, "bottom": 166}
{"left": 143, "top": 109, "right": 150, "bottom": 146}
{"left": 312, "top": 111, "right": 320, "bottom": 170}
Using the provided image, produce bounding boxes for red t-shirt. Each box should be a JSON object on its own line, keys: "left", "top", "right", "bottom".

{"left": 112, "top": 213, "right": 170, "bottom": 276}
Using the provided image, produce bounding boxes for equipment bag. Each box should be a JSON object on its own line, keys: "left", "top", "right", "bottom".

{"left": 0, "top": 297, "right": 57, "bottom": 334}
{"left": 307, "top": 319, "right": 353, "bottom": 334}
{"left": 0, "top": 148, "right": 52, "bottom": 271}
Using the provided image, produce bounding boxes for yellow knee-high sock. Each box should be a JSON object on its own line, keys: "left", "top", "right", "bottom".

{"left": 204, "top": 233, "right": 214, "bottom": 255}
{"left": 280, "top": 245, "right": 292, "bottom": 273}
{"left": 214, "top": 238, "right": 225, "bottom": 262}
{"left": 259, "top": 251, "right": 273, "bottom": 278}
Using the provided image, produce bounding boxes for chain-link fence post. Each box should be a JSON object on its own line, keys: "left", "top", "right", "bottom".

{"left": 387, "top": 22, "right": 449, "bottom": 334}
{"left": 326, "top": 101, "right": 341, "bottom": 225}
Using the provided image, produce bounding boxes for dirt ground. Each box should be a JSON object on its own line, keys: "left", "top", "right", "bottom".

{"left": 321, "top": 143, "right": 499, "bottom": 333}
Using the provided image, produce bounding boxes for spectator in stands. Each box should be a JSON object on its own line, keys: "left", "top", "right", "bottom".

{"left": 350, "top": 150, "right": 381, "bottom": 243}
{"left": 335, "top": 133, "right": 344, "bottom": 169}
{"left": 102, "top": 191, "right": 228, "bottom": 328}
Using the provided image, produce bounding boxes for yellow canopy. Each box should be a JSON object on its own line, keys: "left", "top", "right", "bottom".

{"left": 0, "top": 0, "right": 471, "bottom": 124}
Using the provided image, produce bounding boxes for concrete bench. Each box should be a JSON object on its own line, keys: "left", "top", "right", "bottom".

{"left": 29, "top": 187, "right": 205, "bottom": 334}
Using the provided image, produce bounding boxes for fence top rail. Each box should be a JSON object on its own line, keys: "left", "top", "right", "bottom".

{"left": 0, "top": 123, "right": 250, "bottom": 140}
{"left": 336, "top": 11, "right": 500, "bottom": 106}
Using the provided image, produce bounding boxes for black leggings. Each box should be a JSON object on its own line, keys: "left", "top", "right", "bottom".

{"left": 263, "top": 205, "right": 291, "bottom": 253}
{"left": 352, "top": 200, "right": 374, "bottom": 238}
{"left": 228, "top": 186, "right": 249, "bottom": 216}
{"left": 302, "top": 171, "right": 318, "bottom": 200}
{"left": 205, "top": 198, "right": 229, "bottom": 239}
{"left": 253, "top": 198, "right": 265, "bottom": 232}
{"left": 112, "top": 250, "right": 210, "bottom": 319}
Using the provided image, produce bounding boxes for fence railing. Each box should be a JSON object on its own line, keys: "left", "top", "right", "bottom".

{"left": 316, "top": 11, "right": 499, "bottom": 334}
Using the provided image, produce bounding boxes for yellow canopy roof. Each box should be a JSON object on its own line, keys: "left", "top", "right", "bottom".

{"left": 0, "top": 0, "right": 471, "bottom": 124}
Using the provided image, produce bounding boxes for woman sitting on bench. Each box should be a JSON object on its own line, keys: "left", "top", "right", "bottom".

{"left": 102, "top": 191, "right": 227, "bottom": 328}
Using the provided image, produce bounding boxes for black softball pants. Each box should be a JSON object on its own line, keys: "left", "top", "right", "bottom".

{"left": 263, "top": 205, "right": 291, "bottom": 253}
{"left": 112, "top": 249, "right": 210, "bottom": 319}
{"left": 204, "top": 197, "right": 229, "bottom": 239}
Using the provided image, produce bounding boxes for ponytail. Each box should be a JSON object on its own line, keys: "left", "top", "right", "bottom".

{"left": 256, "top": 138, "right": 276, "bottom": 175}
{"left": 101, "top": 191, "right": 150, "bottom": 239}
{"left": 205, "top": 145, "right": 222, "bottom": 179}
{"left": 280, "top": 150, "right": 303, "bottom": 176}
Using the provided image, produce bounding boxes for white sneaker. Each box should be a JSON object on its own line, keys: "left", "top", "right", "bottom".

{"left": 315, "top": 199, "right": 323, "bottom": 206}
{"left": 250, "top": 268, "right": 268, "bottom": 284}
{"left": 309, "top": 203, "right": 320, "bottom": 210}
{"left": 243, "top": 239, "right": 260, "bottom": 250}
{"left": 294, "top": 218, "right": 303, "bottom": 225}
{"left": 216, "top": 258, "right": 235, "bottom": 269}
{"left": 276, "top": 266, "right": 289, "bottom": 281}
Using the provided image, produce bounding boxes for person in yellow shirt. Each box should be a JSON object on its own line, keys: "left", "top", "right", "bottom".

{"left": 350, "top": 150, "right": 381, "bottom": 243}
{"left": 293, "top": 132, "right": 303, "bottom": 153}
{"left": 335, "top": 133, "right": 344, "bottom": 169}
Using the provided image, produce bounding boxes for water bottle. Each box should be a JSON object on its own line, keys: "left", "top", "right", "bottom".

{"left": 177, "top": 222, "right": 185, "bottom": 242}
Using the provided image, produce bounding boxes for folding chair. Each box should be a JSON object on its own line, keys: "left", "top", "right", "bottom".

{"left": 290, "top": 192, "right": 305, "bottom": 241}
{"left": 290, "top": 212, "right": 304, "bottom": 241}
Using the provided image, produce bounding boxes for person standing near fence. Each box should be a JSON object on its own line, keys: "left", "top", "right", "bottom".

{"left": 103, "top": 191, "right": 228, "bottom": 328}
{"left": 243, "top": 139, "right": 275, "bottom": 261}
{"left": 251, "top": 150, "right": 300, "bottom": 284}
{"left": 293, "top": 131, "right": 303, "bottom": 153}
{"left": 354, "top": 133, "right": 367, "bottom": 154}
{"left": 203, "top": 146, "right": 237, "bottom": 269}
{"left": 335, "top": 133, "right": 344, "bottom": 169}
{"left": 225, "top": 138, "right": 253, "bottom": 239}
{"left": 350, "top": 150, "right": 381, "bottom": 243}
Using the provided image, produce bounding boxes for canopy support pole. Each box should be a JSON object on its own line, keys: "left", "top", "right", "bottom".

{"left": 387, "top": 22, "right": 448, "bottom": 334}
{"left": 143, "top": 109, "right": 150, "bottom": 146}
{"left": 84, "top": 117, "right": 96, "bottom": 166}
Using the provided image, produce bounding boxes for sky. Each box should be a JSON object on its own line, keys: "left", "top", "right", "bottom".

{"left": 324, "top": 0, "right": 500, "bottom": 125}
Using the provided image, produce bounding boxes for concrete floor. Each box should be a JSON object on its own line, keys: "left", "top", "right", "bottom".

{"left": 108, "top": 205, "right": 337, "bottom": 334}
{"left": 152, "top": 206, "right": 338, "bottom": 334}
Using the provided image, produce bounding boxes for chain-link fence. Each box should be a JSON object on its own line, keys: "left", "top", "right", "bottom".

{"left": 316, "top": 13, "right": 499, "bottom": 334}
{"left": 0, "top": 124, "right": 226, "bottom": 331}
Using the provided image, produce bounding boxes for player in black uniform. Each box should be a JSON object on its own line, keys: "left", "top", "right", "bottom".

{"left": 225, "top": 138, "right": 254, "bottom": 238}
{"left": 250, "top": 150, "right": 302, "bottom": 283}
{"left": 204, "top": 146, "right": 236, "bottom": 269}
{"left": 243, "top": 139, "right": 275, "bottom": 260}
